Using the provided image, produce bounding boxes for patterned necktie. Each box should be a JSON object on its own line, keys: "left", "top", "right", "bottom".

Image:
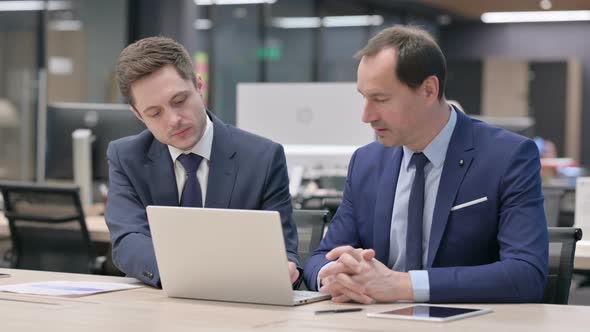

{"left": 177, "top": 153, "right": 204, "bottom": 207}
{"left": 406, "top": 152, "right": 429, "bottom": 271}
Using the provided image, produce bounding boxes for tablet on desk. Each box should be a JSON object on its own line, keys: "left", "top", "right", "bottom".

{"left": 367, "top": 305, "right": 492, "bottom": 322}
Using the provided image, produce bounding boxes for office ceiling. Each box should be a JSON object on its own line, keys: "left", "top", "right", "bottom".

{"left": 416, "top": 0, "right": 590, "bottom": 19}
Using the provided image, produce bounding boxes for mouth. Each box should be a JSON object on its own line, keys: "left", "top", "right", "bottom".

{"left": 171, "top": 127, "right": 191, "bottom": 137}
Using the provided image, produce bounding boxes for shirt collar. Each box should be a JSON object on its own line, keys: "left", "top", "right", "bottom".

{"left": 168, "top": 114, "right": 214, "bottom": 162}
{"left": 402, "top": 106, "right": 457, "bottom": 171}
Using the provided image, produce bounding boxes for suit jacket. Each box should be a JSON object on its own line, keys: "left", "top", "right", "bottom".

{"left": 304, "top": 110, "right": 548, "bottom": 303}
{"left": 106, "top": 111, "right": 299, "bottom": 286}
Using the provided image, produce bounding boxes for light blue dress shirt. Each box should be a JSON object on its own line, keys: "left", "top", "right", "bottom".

{"left": 392, "top": 108, "right": 457, "bottom": 302}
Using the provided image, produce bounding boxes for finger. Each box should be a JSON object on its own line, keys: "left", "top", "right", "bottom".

{"left": 320, "top": 277, "right": 346, "bottom": 296}
{"left": 335, "top": 272, "right": 365, "bottom": 294}
{"left": 338, "top": 287, "right": 375, "bottom": 305}
{"left": 361, "top": 249, "right": 376, "bottom": 261}
{"left": 336, "top": 253, "right": 363, "bottom": 274}
{"left": 319, "top": 261, "right": 357, "bottom": 279}
{"left": 331, "top": 294, "right": 352, "bottom": 303}
{"left": 325, "top": 245, "right": 357, "bottom": 261}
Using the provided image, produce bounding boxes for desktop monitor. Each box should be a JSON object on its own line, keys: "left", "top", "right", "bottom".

{"left": 45, "top": 103, "right": 146, "bottom": 182}
{"left": 237, "top": 83, "right": 375, "bottom": 170}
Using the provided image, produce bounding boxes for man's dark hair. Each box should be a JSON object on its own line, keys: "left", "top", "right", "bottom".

{"left": 355, "top": 25, "right": 446, "bottom": 100}
{"left": 116, "top": 36, "right": 196, "bottom": 105}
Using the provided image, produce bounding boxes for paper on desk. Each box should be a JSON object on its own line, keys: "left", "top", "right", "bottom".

{"left": 0, "top": 281, "right": 142, "bottom": 297}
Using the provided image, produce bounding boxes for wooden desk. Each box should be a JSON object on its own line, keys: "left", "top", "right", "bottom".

{"left": 1, "top": 268, "right": 590, "bottom": 331}
{"left": 0, "top": 210, "right": 110, "bottom": 243}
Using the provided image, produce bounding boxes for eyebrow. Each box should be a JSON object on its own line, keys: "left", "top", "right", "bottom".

{"left": 358, "top": 89, "right": 390, "bottom": 98}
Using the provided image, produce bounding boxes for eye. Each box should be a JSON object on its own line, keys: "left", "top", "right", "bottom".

{"left": 172, "top": 96, "right": 187, "bottom": 105}
{"left": 149, "top": 111, "right": 161, "bottom": 118}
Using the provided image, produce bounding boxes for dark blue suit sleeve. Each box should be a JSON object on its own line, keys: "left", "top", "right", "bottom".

{"left": 429, "top": 139, "right": 548, "bottom": 303}
{"left": 105, "top": 142, "right": 161, "bottom": 287}
{"left": 304, "top": 150, "right": 361, "bottom": 290}
{"left": 261, "top": 144, "right": 301, "bottom": 268}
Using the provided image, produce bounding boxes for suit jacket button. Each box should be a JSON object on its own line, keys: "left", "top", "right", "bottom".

{"left": 143, "top": 271, "right": 154, "bottom": 279}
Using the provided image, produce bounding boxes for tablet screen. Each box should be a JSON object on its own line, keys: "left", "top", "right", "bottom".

{"left": 380, "top": 305, "right": 483, "bottom": 319}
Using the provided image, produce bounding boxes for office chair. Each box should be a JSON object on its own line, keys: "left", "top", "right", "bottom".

{"left": 0, "top": 181, "right": 104, "bottom": 274}
{"left": 321, "top": 197, "right": 341, "bottom": 222}
{"left": 542, "top": 187, "right": 565, "bottom": 227}
{"left": 293, "top": 209, "right": 330, "bottom": 266}
{"left": 543, "top": 227, "right": 582, "bottom": 304}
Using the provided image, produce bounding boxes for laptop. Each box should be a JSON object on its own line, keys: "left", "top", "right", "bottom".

{"left": 146, "top": 206, "right": 331, "bottom": 306}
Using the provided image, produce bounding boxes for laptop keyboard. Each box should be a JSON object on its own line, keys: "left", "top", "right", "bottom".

{"left": 294, "top": 290, "right": 323, "bottom": 301}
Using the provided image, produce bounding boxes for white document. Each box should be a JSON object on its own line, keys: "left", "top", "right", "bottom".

{"left": 0, "top": 281, "right": 142, "bottom": 297}
{"left": 575, "top": 177, "right": 590, "bottom": 234}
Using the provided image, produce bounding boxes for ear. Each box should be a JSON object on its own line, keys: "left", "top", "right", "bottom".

{"left": 197, "top": 75, "right": 204, "bottom": 96}
{"left": 130, "top": 105, "right": 145, "bottom": 123}
{"left": 422, "top": 75, "right": 440, "bottom": 105}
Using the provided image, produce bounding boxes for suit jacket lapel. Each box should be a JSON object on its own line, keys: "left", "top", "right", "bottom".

{"left": 146, "top": 137, "right": 178, "bottom": 206}
{"left": 204, "top": 112, "right": 237, "bottom": 208}
{"left": 427, "top": 111, "right": 475, "bottom": 267}
{"left": 373, "top": 148, "right": 403, "bottom": 265}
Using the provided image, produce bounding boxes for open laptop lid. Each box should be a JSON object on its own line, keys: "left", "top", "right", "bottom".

{"left": 147, "top": 206, "right": 297, "bottom": 306}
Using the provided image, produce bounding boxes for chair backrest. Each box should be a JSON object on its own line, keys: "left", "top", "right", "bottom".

{"left": 0, "top": 181, "right": 97, "bottom": 274}
{"left": 293, "top": 209, "right": 330, "bottom": 267}
{"left": 542, "top": 187, "right": 565, "bottom": 227}
{"left": 543, "top": 227, "right": 582, "bottom": 304}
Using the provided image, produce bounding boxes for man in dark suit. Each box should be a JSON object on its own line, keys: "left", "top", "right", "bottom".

{"left": 106, "top": 37, "right": 300, "bottom": 287}
{"left": 304, "top": 25, "right": 548, "bottom": 303}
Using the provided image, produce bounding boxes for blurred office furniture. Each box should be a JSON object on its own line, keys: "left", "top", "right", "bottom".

{"left": 293, "top": 209, "right": 330, "bottom": 268}
{"left": 470, "top": 115, "right": 535, "bottom": 137}
{"left": 321, "top": 197, "right": 341, "bottom": 221}
{"left": 447, "top": 59, "right": 582, "bottom": 161}
{"left": 543, "top": 187, "right": 566, "bottom": 227}
{"left": 0, "top": 99, "right": 20, "bottom": 179}
{"left": 43, "top": 103, "right": 145, "bottom": 193}
{"left": 543, "top": 227, "right": 582, "bottom": 304}
{"left": 0, "top": 181, "right": 105, "bottom": 274}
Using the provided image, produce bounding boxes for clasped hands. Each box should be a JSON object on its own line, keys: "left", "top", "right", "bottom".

{"left": 318, "top": 246, "right": 414, "bottom": 304}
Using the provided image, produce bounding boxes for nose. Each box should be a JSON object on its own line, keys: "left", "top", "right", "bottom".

{"left": 167, "top": 107, "right": 183, "bottom": 128}
{"left": 361, "top": 100, "right": 377, "bottom": 124}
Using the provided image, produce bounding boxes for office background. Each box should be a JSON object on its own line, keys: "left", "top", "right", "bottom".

{"left": 0, "top": 0, "right": 589, "bottom": 304}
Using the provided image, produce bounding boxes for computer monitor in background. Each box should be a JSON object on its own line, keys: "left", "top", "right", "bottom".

{"left": 237, "top": 82, "right": 374, "bottom": 173}
{"left": 45, "top": 103, "right": 146, "bottom": 182}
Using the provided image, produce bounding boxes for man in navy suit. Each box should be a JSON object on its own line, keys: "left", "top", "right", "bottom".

{"left": 106, "top": 37, "right": 300, "bottom": 287}
{"left": 304, "top": 25, "right": 548, "bottom": 303}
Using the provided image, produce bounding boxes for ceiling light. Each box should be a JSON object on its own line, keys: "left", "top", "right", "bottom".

{"left": 194, "top": 0, "right": 276, "bottom": 5}
{"left": 539, "top": 0, "right": 552, "bottom": 10}
{"left": 272, "top": 17, "right": 321, "bottom": 29}
{"left": 193, "top": 19, "right": 212, "bottom": 30}
{"left": 0, "top": 1, "right": 71, "bottom": 11}
{"left": 482, "top": 10, "right": 590, "bottom": 23}
{"left": 322, "top": 15, "right": 383, "bottom": 27}
{"left": 272, "top": 15, "right": 384, "bottom": 29}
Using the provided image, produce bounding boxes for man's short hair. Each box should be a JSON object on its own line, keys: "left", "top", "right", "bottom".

{"left": 116, "top": 36, "right": 197, "bottom": 105}
{"left": 355, "top": 25, "right": 446, "bottom": 100}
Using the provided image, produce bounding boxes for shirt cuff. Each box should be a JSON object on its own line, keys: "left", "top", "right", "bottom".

{"left": 409, "top": 270, "right": 430, "bottom": 302}
{"left": 317, "top": 261, "right": 336, "bottom": 291}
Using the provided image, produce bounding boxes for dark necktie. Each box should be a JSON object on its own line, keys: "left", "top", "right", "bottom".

{"left": 177, "top": 153, "right": 204, "bottom": 207}
{"left": 406, "top": 152, "right": 429, "bottom": 271}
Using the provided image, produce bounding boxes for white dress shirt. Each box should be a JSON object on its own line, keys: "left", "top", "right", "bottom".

{"left": 167, "top": 115, "right": 214, "bottom": 206}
